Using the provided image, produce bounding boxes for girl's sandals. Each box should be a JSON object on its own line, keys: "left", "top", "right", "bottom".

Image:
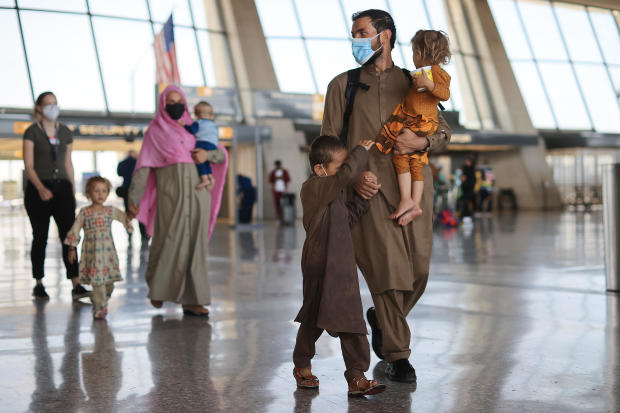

{"left": 347, "top": 376, "right": 386, "bottom": 397}
{"left": 293, "top": 367, "right": 319, "bottom": 389}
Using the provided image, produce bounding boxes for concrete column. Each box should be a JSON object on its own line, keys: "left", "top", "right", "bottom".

{"left": 446, "top": 0, "right": 563, "bottom": 209}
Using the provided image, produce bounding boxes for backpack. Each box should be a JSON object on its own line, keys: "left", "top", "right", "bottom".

{"left": 339, "top": 67, "right": 445, "bottom": 145}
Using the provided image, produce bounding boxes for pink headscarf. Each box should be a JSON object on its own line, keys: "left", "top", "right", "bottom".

{"left": 134, "top": 85, "right": 197, "bottom": 236}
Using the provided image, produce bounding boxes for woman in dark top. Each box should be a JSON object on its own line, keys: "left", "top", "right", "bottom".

{"left": 23, "top": 91, "right": 90, "bottom": 300}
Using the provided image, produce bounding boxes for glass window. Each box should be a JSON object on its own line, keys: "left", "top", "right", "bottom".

{"left": 20, "top": 11, "right": 106, "bottom": 111}
{"left": 17, "top": 0, "right": 86, "bottom": 12}
{"left": 510, "top": 61, "right": 556, "bottom": 129}
{"left": 610, "top": 66, "right": 620, "bottom": 94}
{"left": 88, "top": 0, "right": 149, "bottom": 19}
{"left": 538, "top": 62, "right": 590, "bottom": 130}
{"left": 388, "top": 0, "right": 431, "bottom": 44}
{"left": 516, "top": 0, "right": 567, "bottom": 61}
{"left": 196, "top": 31, "right": 235, "bottom": 87}
{"left": 255, "top": 0, "right": 299, "bottom": 37}
{"left": 453, "top": 54, "right": 480, "bottom": 129}
{"left": 425, "top": 0, "right": 450, "bottom": 33}
{"left": 189, "top": 0, "right": 207, "bottom": 29}
{"left": 92, "top": 17, "right": 154, "bottom": 113}
{"left": 306, "top": 40, "right": 354, "bottom": 94}
{"left": 174, "top": 27, "right": 204, "bottom": 85}
{"left": 464, "top": 55, "right": 495, "bottom": 129}
{"left": 149, "top": 0, "right": 192, "bottom": 26}
{"left": 399, "top": 43, "right": 414, "bottom": 70}
{"left": 574, "top": 63, "right": 620, "bottom": 133}
{"left": 588, "top": 8, "right": 620, "bottom": 65}
{"left": 341, "top": 0, "right": 387, "bottom": 25}
{"left": 0, "top": 10, "right": 32, "bottom": 108}
{"left": 0, "top": 0, "right": 15, "bottom": 6}
{"left": 294, "top": 0, "right": 348, "bottom": 38}
{"left": 442, "top": 60, "right": 459, "bottom": 112}
{"left": 488, "top": 0, "right": 532, "bottom": 60}
{"left": 266, "top": 38, "right": 314, "bottom": 93}
{"left": 553, "top": 4, "right": 601, "bottom": 63}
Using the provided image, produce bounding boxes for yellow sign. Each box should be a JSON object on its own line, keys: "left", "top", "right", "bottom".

{"left": 312, "top": 94, "right": 324, "bottom": 121}
{"left": 197, "top": 87, "right": 214, "bottom": 97}
{"left": 13, "top": 121, "right": 32, "bottom": 135}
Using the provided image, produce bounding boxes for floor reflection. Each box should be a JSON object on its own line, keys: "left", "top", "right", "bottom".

{"left": 0, "top": 211, "right": 616, "bottom": 412}
{"left": 82, "top": 321, "right": 122, "bottom": 413}
{"left": 145, "top": 316, "right": 220, "bottom": 412}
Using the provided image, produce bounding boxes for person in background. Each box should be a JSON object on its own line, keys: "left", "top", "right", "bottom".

{"left": 117, "top": 150, "right": 147, "bottom": 241}
{"left": 237, "top": 174, "right": 256, "bottom": 224}
{"left": 23, "top": 91, "right": 90, "bottom": 301}
{"left": 269, "top": 160, "right": 290, "bottom": 221}
{"left": 479, "top": 165, "right": 495, "bottom": 215}
{"left": 460, "top": 157, "right": 476, "bottom": 223}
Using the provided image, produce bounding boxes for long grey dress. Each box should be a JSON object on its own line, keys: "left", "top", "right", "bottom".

{"left": 129, "top": 152, "right": 223, "bottom": 305}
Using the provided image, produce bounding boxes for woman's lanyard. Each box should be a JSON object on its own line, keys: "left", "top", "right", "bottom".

{"left": 38, "top": 121, "right": 59, "bottom": 180}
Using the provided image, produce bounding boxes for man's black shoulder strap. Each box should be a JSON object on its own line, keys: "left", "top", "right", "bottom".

{"left": 340, "top": 68, "right": 363, "bottom": 145}
{"left": 340, "top": 66, "right": 444, "bottom": 145}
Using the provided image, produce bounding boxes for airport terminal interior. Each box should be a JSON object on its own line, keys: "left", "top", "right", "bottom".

{"left": 0, "top": 0, "right": 619, "bottom": 412}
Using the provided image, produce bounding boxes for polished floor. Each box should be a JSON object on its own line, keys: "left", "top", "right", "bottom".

{"left": 0, "top": 209, "right": 617, "bottom": 412}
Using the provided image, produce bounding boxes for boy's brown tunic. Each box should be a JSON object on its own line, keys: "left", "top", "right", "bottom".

{"left": 294, "top": 147, "right": 369, "bottom": 335}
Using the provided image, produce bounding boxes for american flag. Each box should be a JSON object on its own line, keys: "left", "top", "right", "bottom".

{"left": 153, "top": 15, "right": 181, "bottom": 84}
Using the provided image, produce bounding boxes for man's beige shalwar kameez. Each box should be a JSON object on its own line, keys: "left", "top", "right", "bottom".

{"left": 321, "top": 62, "right": 451, "bottom": 362}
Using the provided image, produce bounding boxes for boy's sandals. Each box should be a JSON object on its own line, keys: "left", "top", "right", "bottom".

{"left": 293, "top": 367, "right": 319, "bottom": 389}
{"left": 347, "top": 376, "right": 386, "bottom": 397}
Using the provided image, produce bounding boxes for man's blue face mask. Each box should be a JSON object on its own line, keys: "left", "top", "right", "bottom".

{"left": 351, "top": 32, "right": 382, "bottom": 65}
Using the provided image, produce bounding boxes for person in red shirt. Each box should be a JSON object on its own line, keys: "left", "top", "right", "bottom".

{"left": 268, "top": 160, "right": 290, "bottom": 220}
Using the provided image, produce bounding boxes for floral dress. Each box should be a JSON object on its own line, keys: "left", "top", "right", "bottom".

{"left": 64, "top": 206, "right": 126, "bottom": 286}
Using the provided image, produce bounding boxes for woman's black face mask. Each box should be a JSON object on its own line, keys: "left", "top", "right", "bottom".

{"left": 165, "top": 103, "right": 185, "bottom": 120}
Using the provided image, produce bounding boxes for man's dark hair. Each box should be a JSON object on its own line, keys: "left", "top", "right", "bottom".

{"left": 274, "top": 160, "right": 282, "bottom": 167}
{"left": 352, "top": 9, "right": 396, "bottom": 49}
{"left": 309, "top": 135, "right": 346, "bottom": 168}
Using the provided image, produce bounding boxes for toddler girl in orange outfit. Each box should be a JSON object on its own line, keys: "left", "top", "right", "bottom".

{"left": 375, "top": 30, "right": 451, "bottom": 225}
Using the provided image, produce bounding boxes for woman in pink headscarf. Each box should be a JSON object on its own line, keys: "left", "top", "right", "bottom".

{"left": 128, "top": 86, "right": 226, "bottom": 316}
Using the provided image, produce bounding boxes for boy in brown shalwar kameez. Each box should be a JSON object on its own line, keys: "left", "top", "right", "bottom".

{"left": 292, "top": 136, "right": 386, "bottom": 397}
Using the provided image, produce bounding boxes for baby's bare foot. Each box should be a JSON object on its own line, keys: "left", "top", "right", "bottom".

{"left": 398, "top": 206, "right": 423, "bottom": 226}
{"left": 389, "top": 198, "right": 415, "bottom": 220}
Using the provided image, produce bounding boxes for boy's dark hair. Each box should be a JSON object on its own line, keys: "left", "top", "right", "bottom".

{"left": 412, "top": 30, "right": 451, "bottom": 65}
{"left": 352, "top": 9, "right": 396, "bottom": 49}
{"left": 309, "top": 135, "right": 346, "bottom": 168}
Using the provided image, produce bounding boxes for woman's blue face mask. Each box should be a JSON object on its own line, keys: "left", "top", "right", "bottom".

{"left": 351, "top": 32, "right": 382, "bottom": 65}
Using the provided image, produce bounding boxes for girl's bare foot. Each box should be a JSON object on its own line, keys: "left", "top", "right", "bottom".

{"left": 398, "top": 206, "right": 423, "bottom": 226}
{"left": 389, "top": 198, "right": 415, "bottom": 220}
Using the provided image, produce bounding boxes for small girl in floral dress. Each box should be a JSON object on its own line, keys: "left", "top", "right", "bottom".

{"left": 65, "top": 176, "right": 132, "bottom": 319}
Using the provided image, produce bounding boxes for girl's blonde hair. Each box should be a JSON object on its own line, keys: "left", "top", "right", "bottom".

{"left": 411, "top": 30, "right": 451, "bottom": 66}
{"left": 85, "top": 176, "right": 112, "bottom": 198}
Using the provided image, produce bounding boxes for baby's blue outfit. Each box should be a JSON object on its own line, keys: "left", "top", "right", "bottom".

{"left": 185, "top": 119, "right": 219, "bottom": 175}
